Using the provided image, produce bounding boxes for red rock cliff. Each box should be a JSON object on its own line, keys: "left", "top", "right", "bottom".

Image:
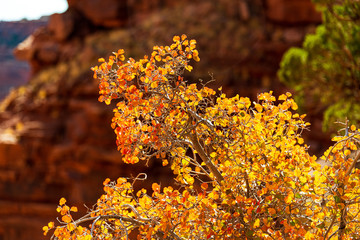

{"left": 0, "top": 0, "right": 324, "bottom": 239}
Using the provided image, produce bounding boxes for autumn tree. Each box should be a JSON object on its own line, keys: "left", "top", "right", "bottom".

{"left": 44, "top": 35, "right": 360, "bottom": 239}
{"left": 278, "top": 0, "right": 360, "bottom": 131}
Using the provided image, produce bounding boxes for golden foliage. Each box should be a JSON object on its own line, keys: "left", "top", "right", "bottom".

{"left": 45, "top": 35, "right": 360, "bottom": 239}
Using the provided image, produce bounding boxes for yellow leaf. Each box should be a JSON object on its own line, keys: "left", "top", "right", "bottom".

{"left": 150, "top": 81, "right": 158, "bottom": 88}
{"left": 253, "top": 218, "right": 260, "bottom": 228}
{"left": 278, "top": 94, "right": 287, "bottom": 101}
{"left": 255, "top": 104, "right": 263, "bottom": 112}
{"left": 162, "top": 159, "right": 169, "bottom": 166}
{"left": 285, "top": 192, "right": 294, "bottom": 204}
{"left": 67, "top": 223, "right": 75, "bottom": 231}
{"left": 105, "top": 99, "right": 111, "bottom": 105}
{"left": 117, "top": 177, "right": 127, "bottom": 185}
{"left": 59, "top": 197, "right": 66, "bottom": 206}
{"left": 305, "top": 208, "right": 313, "bottom": 216}
{"left": 76, "top": 226, "right": 84, "bottom": 235}
{"left": 48, "top": 222, "right": 54, "bottom": 228}
{"left": 42, "top": 226, "right": 48, "bottom": 233}
{"left": 155, "top": 55, "right": 161, "bottom": 61}
{"left": 84, "top": 235, "right": 92, "bottom": 240}
{"left": 185, "top": 65, "right": 193, "bottom": 72}
{"left": 299, "top": 176, "right": 307, "bottom": 183}
{"left": 139, "top": 195, "right": 152, "bottom": 208}
{"left": 224, "top": 161, "right": 231, "bottom": 167}
{"left": 70, "top": 206, "right": 78, "bottom": 212}
{"left": 332, "top": 136, "right": 344, "bottom": 142}
{"left": 291, "top": 102, "right": 298, "bottom": 110}
{"left": 294, "top": 168, "right": 301, "bottom": 177}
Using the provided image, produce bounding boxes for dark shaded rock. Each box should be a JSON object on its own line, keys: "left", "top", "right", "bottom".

{"left": 266, "top": 0, "right": 322, "bottom": 24}
{"left": 68, "top": 0, "right": 129, "bottom": 27}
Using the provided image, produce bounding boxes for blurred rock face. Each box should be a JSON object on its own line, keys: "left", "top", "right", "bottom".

{"left": 0, "top": 0, "right": 324, "bottom": 239}
{"left": 0, "top": 20, "right": 47, "bottom": 100}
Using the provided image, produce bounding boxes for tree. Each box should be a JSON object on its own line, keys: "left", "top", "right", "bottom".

{"left": 278, "top": 0, "right": 360, "bottom": 131}
{"left": 44, "top": 35, "right": 360, "bottom": 239}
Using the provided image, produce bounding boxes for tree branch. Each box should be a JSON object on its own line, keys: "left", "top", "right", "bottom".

{"left": 187, "top": 132, "right": 225, "bottom": 186}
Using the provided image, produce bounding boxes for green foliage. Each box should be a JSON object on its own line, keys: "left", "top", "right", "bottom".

{"left": 278, "top": 0, "right": 360, "bottom": 131}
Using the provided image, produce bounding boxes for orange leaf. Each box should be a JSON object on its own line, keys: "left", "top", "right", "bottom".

{"left": 173, "top": 36, "right": 180, "bottom": 42}
{"left": 268, "top": 208, "right": 276, "bottom": 215}
{"left": 62, "top": 215, "right": 72, "bottom": 223}
{"left": 103, "top": 178, "right": 110, "bottom": 186}
{"left": 201, "top": 182, "right": 208, "bottom": 190}
{"left": 152, "top": 183, "right": 161, "bottom": 193}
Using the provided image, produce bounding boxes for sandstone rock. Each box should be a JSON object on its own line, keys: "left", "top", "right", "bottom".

{"left": 48, "top": 8, "right": 95, "bottom": 42}
{"left": 48, "top": 12, "right": 75, "bottom": 42}
{"left": 283, "top": 28, "right": 304, "bottom": 43}
{"left": 13, "top": 35, "right": 35, "bottom": 61}
{"left": 239, "top": 1, "right": 250, "bottom": 21}
{"left": 67, "top": 0, "right": 129, "bottom": 27}
{"left": 36, "top": 41, "right": 60, "bottom": 64}
{"left": 0, "top": 142, "right": 25, "bottom": 169}
{"left": 14, "top": 27, "right": 61, "bottom": 72}
{"left": 266, "top": 0, "right": 321, "bottom": 24}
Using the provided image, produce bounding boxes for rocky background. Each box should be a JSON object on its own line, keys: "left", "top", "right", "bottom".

{"left": 0, "top": 20, "right": 47, "bottom": 100}
{"left": 0, "top": 0, "right": 327, "bottom": 239}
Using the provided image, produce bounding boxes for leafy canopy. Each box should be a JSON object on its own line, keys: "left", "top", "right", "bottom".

{"left": 278, "top": 0, "right": 360, "bottom": 131}
{"left": 45, "top": 35, "right": 360, "bottom": 239}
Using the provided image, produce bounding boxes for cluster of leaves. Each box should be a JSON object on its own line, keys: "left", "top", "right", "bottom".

{"left": 45, "top": 35, "right": 360, "bottom": 239}
{"left": 278, "top": 0, "right": 360, "bottom": 131}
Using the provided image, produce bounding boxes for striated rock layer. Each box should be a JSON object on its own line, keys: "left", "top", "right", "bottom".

{"left": 0, "top": 0, "right": 325, "bottom": 239}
